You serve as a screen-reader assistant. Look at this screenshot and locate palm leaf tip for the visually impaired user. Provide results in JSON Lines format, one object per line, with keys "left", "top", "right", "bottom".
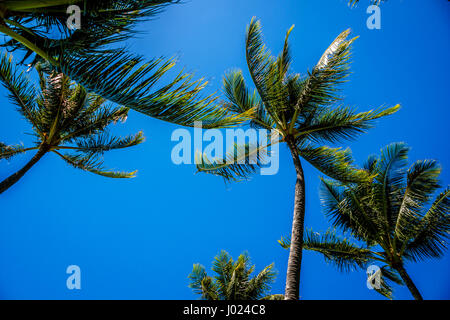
{"left": 55, "top": 151, "right": 138, "bottom": 179}
{"left": 0, "top": 142, "right": 26, "bottom": 160}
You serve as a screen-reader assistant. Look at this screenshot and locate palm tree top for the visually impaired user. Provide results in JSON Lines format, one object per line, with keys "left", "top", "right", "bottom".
{"left": 0, "top": 52, "right": 143, "bottom": 178}
{"left": 322, "top": 142, "right": 449, "bottom": 262}
{"left": 281, "top": 142, "right": 450, "bottom": 298}
{"left": 196, "top": 18, "right": 399, "bottom": 182}
{"left": 188, "top": 250, "right": 281, "bottom": 300}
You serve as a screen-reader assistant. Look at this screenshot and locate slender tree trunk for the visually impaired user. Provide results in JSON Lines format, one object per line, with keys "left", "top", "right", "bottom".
{"left": 0, "top": 146, "right": 48, "bottom": 194}
{"left": 284, "top": 139, "right": 306, "bottom": 300}
{"left": 394, "top": 263, "right": 423, "bottom": 300}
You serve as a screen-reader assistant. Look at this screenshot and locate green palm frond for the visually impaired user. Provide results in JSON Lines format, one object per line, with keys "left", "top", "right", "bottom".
{"left": 188, "top": 263, "right": 208, "bottom": 295}
{"left": 62, "top": 106, "right": 130, "bottom": 142}
{"left": 188, "top": 264, "right": 220, "bottom": 300}
{"left": 245, "top": 18, "right": 284, "bottom": 126}
{"left": 394, "top": 160, "right": 441, "bottom": 241}
{"left": 195, "top": 137, "right": 276, "bottom": 182}
{"left": 54, "top": 151, "right": 137, "bottom": 178}
{"left": 277, "top": 25, "right": 294, "bottom": 78}
{"left": 295, "top": 104, "right": 400, "bottom": 144}
{"left": 225, "top": 260, "right": 247, "bottom": 300}
{"left": 405, "top": 187, "right": 450, "bottom": 262}
{"left": 280, "top": 229, "right": 375, "bottom": 272}
{"left": 368, "top": 265, "right": 398, "bottom": 300}
{"left": 372, "top": 142, "right": 410, "bottom": 230}
{"left": 212, "top": 250, "right": 234, "bottom": 297}
{"left": 223, "top": 70, "right": 259, "bottom": 114}
{"left": 73, "top": 131, "right": 144, "bottom": 155}
{"left": 320, "top": 179, "right": 383, "bottom": 246}
{"left": 0, "top": 53, "right": 42, "bottom": 136}
{"left": 0, "top": 142, "right": 27, "bottom": 160}
{"left": 292, "top": 29, "right": 355, "bottom": 125}
{"left": 319, "top": 178, "right": 345, "bottom": 217}
{"left": 245, "top": 263, "right": 277, "bottom": 300}
{"left": 57, "top": 50, "right": 251, "bottom": 128}
{"left": 297, "top": 143, "right": 370, "bottom": 183}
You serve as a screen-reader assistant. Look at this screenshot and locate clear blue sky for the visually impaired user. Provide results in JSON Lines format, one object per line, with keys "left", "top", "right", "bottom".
{"left": 0, "top": 0, "right": 449, "bottom": 299}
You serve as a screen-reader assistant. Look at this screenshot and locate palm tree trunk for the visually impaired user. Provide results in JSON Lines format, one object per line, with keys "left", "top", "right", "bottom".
{"left": 395, "top": 263, "right": 423, "bottom": 300}
{"left": 0, "top": 147, "right": 48, "bottom": 194}
{"left": 284, "top": 139, "right": 306, "bottom": 300}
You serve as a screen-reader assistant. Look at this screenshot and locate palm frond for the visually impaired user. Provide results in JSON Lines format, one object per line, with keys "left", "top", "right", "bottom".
{"left": 188, "top": 264, "right": 220, "bottom": 300}
{"left": 394, "top": 160, "right": 441, "bottom": 241}
{"left": 73, "top": 131, "right": 144, "bottom": 155}
{"left": 0, "top": 52, "right": 42, "bottom": 135}
{"left": 320, "top": 179, "right": 381, "bottom": 245}
{"left": 297, "top": 143, "right": 370, "bottom": 183}
{"left": 245, "top": 18, "right": 283, "bottom": 126}
{"left": 405, "top": 187, "right": 450, "bottom": 261}
{"left": 292, "top": 29, "right": 356, "bottom": 125}
{"left": 277, "top": 25, "right": 295, "bottom": 78}
{"left": 280, "top": 229, "right": 375, "bottom": 272}
{"left": 368, "top": 265, "right": 397, "bottom": 300}
{"left": 195, "top": 136, "right": 277, "bottom": 181}
{"left": 58, "top": 50, "right": 250, "bottom": 128}
{"left": 54, "top": 151, "right": 137, "bottom": 178}
{"left": 0, "top": 142, "right": 27, "bottom": 160}
{"left": 245, "top": 263, "right": 277, "bottom": 300}
{"left": 296, "top": 104, "right": 400, "bottom": 144}
{"left": 223, "top": 70, "right": 259, "bottom": 114}
{"left": 372, "top": 142, "right": 410, "bottom": 231}
{"left": 212, "top": 250, "right": 234, "bottom": 297}
{"left": 61, "top": 105, "right": 129, "bottom": 142}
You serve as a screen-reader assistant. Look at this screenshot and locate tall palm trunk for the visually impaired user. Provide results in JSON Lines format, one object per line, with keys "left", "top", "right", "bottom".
{"left": 284, "top": 139, "right": 306, "bottom": 300}
{"left": 394, "top": 262, "right": 423, "bottom": 300}
{"left": 0, "top": 146, "right": 48, "bottom": 194}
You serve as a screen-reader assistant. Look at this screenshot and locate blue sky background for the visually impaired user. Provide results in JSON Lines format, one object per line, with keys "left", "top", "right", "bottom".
{"left": 0, "top": 0, "right": 449, "bottom": 299}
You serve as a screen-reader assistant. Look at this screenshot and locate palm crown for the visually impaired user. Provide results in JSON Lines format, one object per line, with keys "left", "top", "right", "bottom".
{"left": 0, "top": 53, "right": 144, "bottom": 193}
{"left": 195, "top": 18, "right": 399, "bottom": 300}
{"left": 196, "top": 18, "right": 399, "bottom": 182}
{"left": 280, "top": 142, "right": 450, "bottom": 299}
{"left": 0, "top": 0, "right": 249, "bottom": 129}
{"left": 188, "top": 251, "right": 282, "bottom": 300}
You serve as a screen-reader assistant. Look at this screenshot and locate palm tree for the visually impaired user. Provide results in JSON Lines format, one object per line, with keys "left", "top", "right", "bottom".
{"left": 188, "top": 250, "right": 282, "bottom": 300}
{"left": 195, "top": 18, "right": 399, "bottom": 300}
{"left": 280, "top": 142, "right": 450, "bottom": 300}
{"left": 0, "top": 53, "right": 145, "bottom": 194}
{"left": 0, "top": 0, "right": 249, "bottom": 129}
